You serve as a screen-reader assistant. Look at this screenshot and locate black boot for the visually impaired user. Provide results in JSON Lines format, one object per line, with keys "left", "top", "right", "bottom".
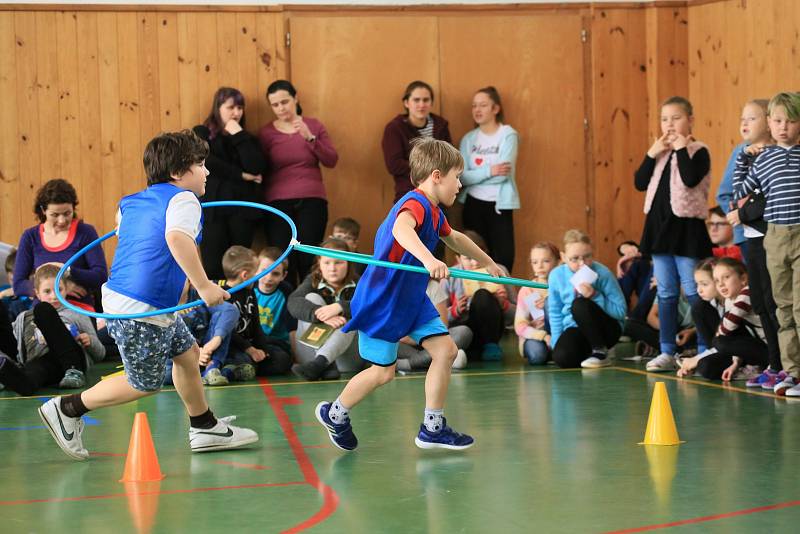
{"left": 321, "top": 362, "right": 340, "bottom": 380}
{"left": 291, "top": 355, "right": 329, "bottom": 381}
{"left": 0, "top": 354, "right": 36, "bottom": 396}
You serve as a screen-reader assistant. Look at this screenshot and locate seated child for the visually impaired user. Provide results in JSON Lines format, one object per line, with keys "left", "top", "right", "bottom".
{"left": 0, "top": 264, "right": 105, "bottom": 396}
{"left": 441, "top": 230, "right": 516, "bottom": 361}
{"left": 1, "top": 249, "right": 34, "bottom": 322}
{"left": 548, "top": 229, "right": 626, "bottom": 368}
{"left": 254, "top": 247, "right": 297, "bottom": 356}
{"left": 708, "top": 206, "right": 743, "bottom": 261}
{"left": 515, "top": 242, "right": 559, "bottom": 365}
{"left": 397, "top": 278, "right": 471, "bottom": 372}
{"left": 164, "top": 282, "right": 241, "bottom": 386}
{"left": 330, "top": 216, "right": 364, "bottom": 276}
{"left": 678, "top": 257, "right": 767, "bottom": 381}
{"left": 615, "top": 240, "right": 655, "bottom": 321}
{"left": 218, "top": 246, "right": 293, "bottom": 377}
{"left": 289, "top": 238, "right": 362, "bottom": 381}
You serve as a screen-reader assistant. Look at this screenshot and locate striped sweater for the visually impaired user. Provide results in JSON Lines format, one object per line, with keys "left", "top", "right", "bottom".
{"left": 717, "top": 287, "right": 764, "bottom": 341}
{"left": 740, "top": 145, "right": 800, "bottom": 225}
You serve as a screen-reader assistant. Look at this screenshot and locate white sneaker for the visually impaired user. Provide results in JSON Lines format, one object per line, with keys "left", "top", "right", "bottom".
{"left": 452, "top": 349, "right": 468, "bottom": 370}
{"left": 38, "top": 397, "right": 89, "bottom": 461}
{"left": 776, "top": 376, "right": 798, "bottom": 396}
{"left": 646, "top": 353, "right": 678, "bottom": 372}
{"left": 785, "top": 383, "right": 800, "bottom": 397}
{"left": 581, "top": 356, "right": 611, "bottom": 369}
{"left": 190, "top": 415, "right": 259, "bottom": 452}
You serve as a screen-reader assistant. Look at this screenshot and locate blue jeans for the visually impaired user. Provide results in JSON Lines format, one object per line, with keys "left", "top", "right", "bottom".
{"left": 652, "top": 254, "right": 705, "bottom": 354}
{"left": 523, "top": 339, "right": 549, "bottom": 365}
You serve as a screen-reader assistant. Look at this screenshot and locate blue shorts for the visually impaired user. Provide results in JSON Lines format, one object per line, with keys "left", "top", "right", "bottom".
{"left": 107, "top": 318, "right": 196, "bottom": 392}
{"left": 358, "top": 316, "right": 449, "bottom": 366}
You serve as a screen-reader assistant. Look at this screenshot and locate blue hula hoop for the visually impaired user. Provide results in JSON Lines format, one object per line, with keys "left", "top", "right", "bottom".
{"left": 55, "top": 201, "right": 296, "bottom": 320}
{"left": 56, "top": 199, "right": 546, "bottom": 321}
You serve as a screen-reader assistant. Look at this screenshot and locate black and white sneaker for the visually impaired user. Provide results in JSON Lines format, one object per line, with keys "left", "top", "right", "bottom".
{"left": 189, "top": 415, "right": 259, "bottom": 452}
{"left": 38, "top": 397, "right": 89, "bottom": 461}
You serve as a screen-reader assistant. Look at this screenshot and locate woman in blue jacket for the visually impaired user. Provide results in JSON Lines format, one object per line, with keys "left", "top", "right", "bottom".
{"left": 459, "top": 86, "right": 520, "bottom": 272}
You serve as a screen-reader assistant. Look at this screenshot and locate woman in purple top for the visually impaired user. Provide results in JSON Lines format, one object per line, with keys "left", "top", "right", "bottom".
{"left": 259, "top": 80, "right": 338, "bottom": 285}
{"left": 13, "top": 179, "right": 108, "bottom": 310}
{"left": 382, "top": 81, "right": 452, "bottom": 202}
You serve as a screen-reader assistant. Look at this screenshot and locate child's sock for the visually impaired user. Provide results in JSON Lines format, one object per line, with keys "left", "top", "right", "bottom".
{"left": 60, "top": 393, "right": 89, "bottom": 418}
{"left": 423, "top": 408, "right": 444, "bottom": 433}
{"left": 189, "top": 408, "right": 217, "bottom": 429}
{"left": 329, "top": 397, "right": 349, "bottom": 424}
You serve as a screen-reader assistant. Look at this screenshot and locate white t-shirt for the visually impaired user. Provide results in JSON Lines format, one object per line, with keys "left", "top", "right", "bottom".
{"left": 102, "top": 190, "right": 202, "bottom": 326}
{"left": 467, "top": 125, "right": 511, "bottom": 202}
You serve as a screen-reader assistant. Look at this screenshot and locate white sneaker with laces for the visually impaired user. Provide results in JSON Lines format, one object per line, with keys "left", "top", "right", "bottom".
{"left": 784, "top": 382, "right": 800, "bottom": 397}
{"left": 452, "top": 349, "right": 468, "bottom": 370}
{"left": 38, "top": 397, "right": 89, "bottom": 461}
{"left": 581, "top": 356, "right": 611, "bottom": 369}
{"left": 774, "top": 376, "right": 797, "bottom": 396}
{"left": 190, "top": 415, "right": 259, "bottom": 452}
{"left": 646, "top": 353, "right": 678, "bottom": 372}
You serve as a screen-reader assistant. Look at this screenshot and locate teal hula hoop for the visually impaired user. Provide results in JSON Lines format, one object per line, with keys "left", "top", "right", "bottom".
{"left": 56, "top": 200, "right": 546, "bottom": 320}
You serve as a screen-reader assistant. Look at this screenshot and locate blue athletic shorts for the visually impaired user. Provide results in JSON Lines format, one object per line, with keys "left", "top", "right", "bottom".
{"left": 358, "top": 316, "right": 449, "bottom": 366}
{"left": 107, "top": 318, "right": 196, "bottom": 392}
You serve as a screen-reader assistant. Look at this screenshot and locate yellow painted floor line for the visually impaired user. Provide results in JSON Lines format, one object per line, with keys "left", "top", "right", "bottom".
{"left": 612, "top": 366, "right": 785, "bottom": 400}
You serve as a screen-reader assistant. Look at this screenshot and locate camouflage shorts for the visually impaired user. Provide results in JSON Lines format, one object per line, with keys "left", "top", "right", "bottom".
{"left": 107, "top": 318, "right": 196, "bottom": 392}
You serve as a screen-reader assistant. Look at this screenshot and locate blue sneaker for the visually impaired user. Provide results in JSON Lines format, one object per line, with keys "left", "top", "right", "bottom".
{"left": 481, "top": 343, "right": 503, "bottom": 361}
{"left": 315, "top": 401, "right": 358, "bottom": 451}
{"left": 415, "top": 417, "right": 474, "bottom": 450}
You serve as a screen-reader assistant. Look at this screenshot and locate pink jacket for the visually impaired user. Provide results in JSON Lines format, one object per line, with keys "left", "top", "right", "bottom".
{"left": 643, "top": 141, "right": 710, "bottom": 219}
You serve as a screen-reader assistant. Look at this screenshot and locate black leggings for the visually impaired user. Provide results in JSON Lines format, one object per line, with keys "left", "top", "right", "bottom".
{"left": 553, "top": 298, "right": 622, "bottom": 368}
{"left": 745, "top": 236, "right": 782, "bottom": 370}
{"left": 696, "top": 329, "right": 769, "bottom": 380}
{"left": 200, "top": 214, "right": 258, "bottom": 280}
{"left": 253, "top": 341, "right": 293, "bottom": 376}
{"left": 0, "top": 303, "right": 86, "bottom": 396}
{"left": 462, "top": 195, "right": 515, "bottom": 272}
{"left": 452, "top": 289, "right": 505, "bottom": 348}
{"left": 265, "top": 198, "right": 328, "bottom": 286}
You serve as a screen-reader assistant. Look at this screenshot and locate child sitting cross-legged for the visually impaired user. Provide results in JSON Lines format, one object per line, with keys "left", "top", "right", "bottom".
{"left": 254, "top": 247, "right": 296, "bottom": 360}
{"left": 217, "top": 245, "right": 293, "bottom": 377}
{"left": 0, "top": 264, "right": 105, "bottom": 396}
{"left": 289, "top": 238, "right": 362, "bottom": 381}
{"left": 515, "top": 242, "right": 559, "bottom": 365}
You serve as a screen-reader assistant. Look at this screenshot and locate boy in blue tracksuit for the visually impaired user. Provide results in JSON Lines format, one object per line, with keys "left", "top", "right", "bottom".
{"left": 314, "top": 138, "right": 502, "bottom": 452}
{"left": 37, "top": 130, "right": 257, "bottom": 461}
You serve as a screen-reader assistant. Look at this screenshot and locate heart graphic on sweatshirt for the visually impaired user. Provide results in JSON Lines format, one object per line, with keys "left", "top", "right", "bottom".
{"left": 475, "top": 158, "right": 483, "bottom": 165}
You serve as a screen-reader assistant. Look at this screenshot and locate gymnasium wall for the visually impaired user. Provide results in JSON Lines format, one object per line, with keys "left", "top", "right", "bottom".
{"left": 0, "top": 0, "right": 775, "bottom": 274}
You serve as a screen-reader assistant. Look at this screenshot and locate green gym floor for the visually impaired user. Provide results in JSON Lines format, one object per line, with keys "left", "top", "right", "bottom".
{"left": 2, "top": 338, "right": 800, "bottom": 533}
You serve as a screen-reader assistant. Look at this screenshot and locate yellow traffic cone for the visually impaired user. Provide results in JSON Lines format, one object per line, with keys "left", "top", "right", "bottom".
{"left": 639, "top": 382, "right": 684, "bottom": 446}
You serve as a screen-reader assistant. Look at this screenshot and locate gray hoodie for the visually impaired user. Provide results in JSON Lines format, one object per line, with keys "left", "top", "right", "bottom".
{"left": 13, "top": 307, "right": 105, "bottom": 366}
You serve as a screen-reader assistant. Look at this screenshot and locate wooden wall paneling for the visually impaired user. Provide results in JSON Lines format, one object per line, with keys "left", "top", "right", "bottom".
{"left": 157, "top": 13, "right": 181, "bottom": 131}
{"left": 117, "top": 12, "right": 144, "bottom": 199}
{"left": 195, "top": 13, "right": 220, "bottom": 118}
{"left": 590, "top": 7, "right": 650, "bottom": 265}
{"left": 137, "top": 13, "right": 162, "bottom": 150}
{"left": 288, "top": 15, "right": 440, "bottom": 253}
{"left": 645, "top": 6, "right": 689, "bottom": 137}
{"left": 14, "top": 12, "right": 41, "bottom": 231}
{"left": 216, "top": 13, "right": 239, "bottom": 91}
{"left": 35, "top": 12, "right": 62, "bottom": 182}
{"left": 439, "top": 13, "right": 589, "bottom": 275}
{"left": 235, "top": 12, "right": 260, "bottom": 127}
{"left": 76, "top": 13, "right": 104, "bottom": 231}
{"left": 56, "top": 12, "right": 82, "bottom": 212}
{"left": 97, "top": 12, "right": 122, "bottom": 235}
{"left": 253, "top": 13, "right": 287, "bottom": 130}
{"left": 177, "top": 13, "right": 200, "bottom": 129}
{"left": 0, "top": 12, "right": 20, "bottom": 243}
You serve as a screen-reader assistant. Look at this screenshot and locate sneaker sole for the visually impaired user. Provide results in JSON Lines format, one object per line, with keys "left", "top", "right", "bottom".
{"left": 414, "top": 437, "right": 475, "bottom": 451}
{"left": 314, "top": 401, "right": 356, "bottom": 452}
{"left": 191, "top": 434, "right": 259, "bottom": 453}
{"left": 37, "top": 405, "right": 88, "bottom": 461}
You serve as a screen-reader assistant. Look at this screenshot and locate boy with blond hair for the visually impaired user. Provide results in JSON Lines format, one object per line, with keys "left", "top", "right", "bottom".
{"left": 315, "top": 138, "right": 502, "bottom": 451}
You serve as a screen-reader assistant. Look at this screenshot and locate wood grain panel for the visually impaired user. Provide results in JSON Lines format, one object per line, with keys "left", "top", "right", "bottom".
{"left": 97, "top": 12, "right": 122, "bottom": 235}
{"left": 14, "top": 12, "right": 41, "bottom": 228}
{"left": 288, "top": 15, "right": 440, "bottom": 255}
{"left": 0, "top": 12, "right": 20, "bottom": 242}
{"left": 34, "top": 11, "right": 61, "bottom": 182}
{"left": 55, "top": 11, "right": 82, "bottom": 210}
{"left": 116, "top": 12, "right": 145, "bottom": 199}
{"left": 76, "top": 12, "right": 103, "bottom": 230}
{"left": 439, "top": 13, "right": 589, "bottom": 275}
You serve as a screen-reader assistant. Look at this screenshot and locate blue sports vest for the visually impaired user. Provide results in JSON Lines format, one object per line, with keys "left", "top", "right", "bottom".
{"left": 106, "top": 183, "right": 202, "bottom": 309}
{"left": 343, "top": 190, "right": 443, "bottom": 341}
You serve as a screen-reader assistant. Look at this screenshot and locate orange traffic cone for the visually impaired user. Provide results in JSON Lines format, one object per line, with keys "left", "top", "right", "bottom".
{"left": 639, "top": 382, "right": 684, "bottom": 446}
{"left": 120, "top": 412, "right": 165, "bottom": 482}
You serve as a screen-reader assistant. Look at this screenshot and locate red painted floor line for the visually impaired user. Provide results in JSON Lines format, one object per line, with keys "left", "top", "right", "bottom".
{"left": 0, "top": 481, "right": 305, "bottom": 506}
{"left": 258, "top": 378, "right": 339, "bottom": 534}
{"left": 606, "top": 499, "right": 800, "bottom": 533}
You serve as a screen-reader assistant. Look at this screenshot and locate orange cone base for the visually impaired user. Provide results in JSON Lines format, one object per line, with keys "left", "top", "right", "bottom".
{"left": 120, "top": 412, "right": 165, "bottom": 482}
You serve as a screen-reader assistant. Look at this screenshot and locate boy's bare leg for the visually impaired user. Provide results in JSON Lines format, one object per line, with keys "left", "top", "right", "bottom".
{"left": 172, "top": 344, "right": 210, "bottom": 417}
{"left": 338, "top": 364, "right": 396, "bottom": 408}
{"left": 421, "top": 335, "right": 458, "bottom": 410}
{"left": 81, "top": 374, "right": 154, "bottom": 410}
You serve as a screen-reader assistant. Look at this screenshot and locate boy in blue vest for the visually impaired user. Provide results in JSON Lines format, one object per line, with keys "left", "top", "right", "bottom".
{"left": 315, "top": 137, "right": 502, "bottom": 451}
{"left": 38, "top": 130, "right": 258, "bottom": 460}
